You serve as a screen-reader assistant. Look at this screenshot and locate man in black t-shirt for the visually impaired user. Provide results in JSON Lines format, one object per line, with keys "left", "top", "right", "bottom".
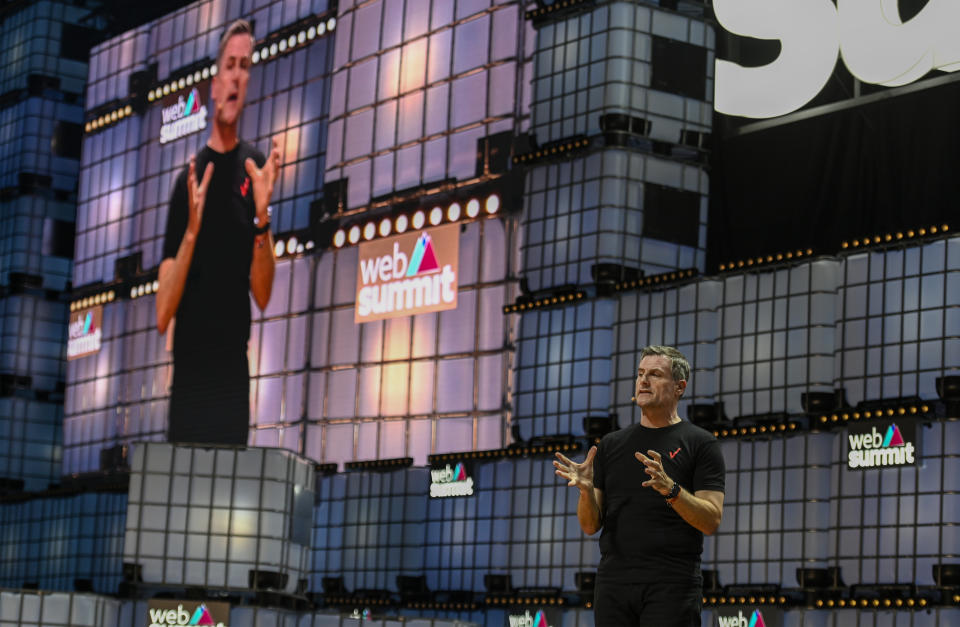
{"left": 157, "top": 19, "right": 281, "bottom": 445}
{"left": 555, "top": 345, "right": 725, "bottom": 626}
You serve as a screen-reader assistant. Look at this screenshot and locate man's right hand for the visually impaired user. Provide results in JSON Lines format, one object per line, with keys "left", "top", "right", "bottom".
{"left": 554, "top": 445, "right": 597, "bottom": 491}
{"left": 187, "top": 156, "right": 214, "bottom": 238}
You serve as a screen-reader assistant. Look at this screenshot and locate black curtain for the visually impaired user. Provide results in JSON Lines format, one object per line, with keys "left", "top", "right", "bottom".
{"left": 707, "top": 80, "right": 960, "bottom": 270}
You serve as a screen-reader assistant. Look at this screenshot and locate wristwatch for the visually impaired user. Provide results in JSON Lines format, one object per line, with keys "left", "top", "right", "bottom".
{"left": 665, "top": 481, "right": 681, "bottom": 503}
{"left": 253, "top": 206, "right": 272, "bottom": 235}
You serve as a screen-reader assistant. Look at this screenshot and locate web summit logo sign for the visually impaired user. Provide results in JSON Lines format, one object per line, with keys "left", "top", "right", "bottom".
{"left": 160, "top": 86, "right": 208, "bottom": 144}
{"left": 847, "top": 420, "right": 918, "bottom": 469}
{"left": 717, "top": 609, "right": 767, "bottom": 627}
{"left": 355, "top": 223, "right": 459, "bottom": 323}
{"left": 507, "top": 609, "right": 552, "bottom": 627}
{"left": 146, "top": 600, "right": 228, "bottom": 627}
{"left": 430, "top": 462, "right": 474, "bottom": 498}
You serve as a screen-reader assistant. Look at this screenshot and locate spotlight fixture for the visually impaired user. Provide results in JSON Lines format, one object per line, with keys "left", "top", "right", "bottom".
{"left": 934, "top": 564, "right": 960, "bottom": 587}
{"left": 688, "top": 402, "right": 726, "bottom": 428}
{"left": 841, "top": 224, "right": 949, "bottom": 252}
{"left": 484, "top": 574, "right": 513, "bottom": 595}
{"left": 937, "top": 376, "right": 960, "bottom": 415}
{"left": 801, "top": 389, "right": 847, "bottom": 414}
{"left": 583, "top": 414, "right": 618, "bottom": 440}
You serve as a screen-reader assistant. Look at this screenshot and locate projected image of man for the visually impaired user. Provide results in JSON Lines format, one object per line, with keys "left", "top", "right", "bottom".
{"left": 157, "top": 19, "right": 281, "bottom": 445}
{"left": 554, "top": 345, "right": 726, "bottom": 626}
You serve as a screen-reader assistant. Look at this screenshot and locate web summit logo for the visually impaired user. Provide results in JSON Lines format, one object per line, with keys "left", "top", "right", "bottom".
{"left": 356, "top": 226, "right": 458, "bottom": 322}
{"left": 160, "top": 87, "right": 208, "bottom": 144}
{"left": 507, "top": 609, "right": 550, "bottom": 627}
{"left": 847, "top": 422, "right": 916, "bottom": 469}
{"left": 148, "top": 603, "right": 224, "bottom": 627}
{"left": 718, "top": 609, "right": 767, "bottom": 627}
{"left": 430, "top": 462, "right": 474, "bottom": 498}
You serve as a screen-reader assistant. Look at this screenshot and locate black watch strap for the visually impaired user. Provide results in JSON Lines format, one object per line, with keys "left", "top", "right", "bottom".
{"left": 665, "top": 481, "right": 681, "bottom": 502}
{"left": 253, "top": 220, "right": 271, "bottom": 235}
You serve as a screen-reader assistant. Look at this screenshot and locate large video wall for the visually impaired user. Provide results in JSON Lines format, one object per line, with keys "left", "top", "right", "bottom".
{"left": 12, "top": 0, "right": 955, "bottom": 625}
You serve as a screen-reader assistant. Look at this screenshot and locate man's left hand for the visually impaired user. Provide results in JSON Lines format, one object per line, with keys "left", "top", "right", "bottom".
{"left": 245, "top": 137, "right": 282, "bottom": 221}
{"left": 636, "top": 449, "right": 674, "bottom": 496}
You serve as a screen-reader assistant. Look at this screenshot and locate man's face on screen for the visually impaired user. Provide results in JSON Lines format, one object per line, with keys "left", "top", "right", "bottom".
{"left": 212, "top": 33, "right": 253, "bottom": 127}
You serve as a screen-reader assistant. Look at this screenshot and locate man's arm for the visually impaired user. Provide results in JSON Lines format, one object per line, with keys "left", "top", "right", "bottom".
{"left": 576, "top": 486, "right": 604, "bottom": 536}
{"left": 250, "top": 231, "right": 275, "bottom": 310}
{"left": 245, "top": 139, "right": 281, "bottom": 311}
{"left": 636, "top": 449, "right": 724, "bottom": 535}
{"left": 157, "top": 158, "right": 213, "bottom": 333}
{"left": 555, "top": 446, "right": 604, "bottom": 535}
{"left": 667, "top": 488, "right": 723, "bottom": 536}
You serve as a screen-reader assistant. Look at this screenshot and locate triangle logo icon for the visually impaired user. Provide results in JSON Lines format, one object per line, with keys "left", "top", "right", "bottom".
{"left": 532, "top": 610, "right": 549, "bottom": 627}
{"left": 185, "top": 89, "right": 202, "bottom": 116}
{"left": 748, "top": 609, "right": 766, "bottom": 627}
{"left": 884, "top": 424, "right": 905, "bottom": 447}
{"left": 188, "top": 604, "right": 216, "bottom": 626}
{"left": 453, "top": 463, "right": 466, "bottom": 481}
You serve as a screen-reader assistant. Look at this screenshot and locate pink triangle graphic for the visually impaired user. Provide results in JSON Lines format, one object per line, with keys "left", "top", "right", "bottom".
{"left": 532, "top": 610, "right": 548, "bottom": 627}
{"left": 752, "top": 610, "right": 766, "bottom": 627}
{"left": 196, "top": 605, "right": 216, "bottom": 625}
{"left": 454, "top": 464, "right": 466, "bottom": 481}
{"left": 417, "top": 235, "right": 441, "bottom": 273}
{"left": 887, "top": 424, "right": 905, "bottom": 447}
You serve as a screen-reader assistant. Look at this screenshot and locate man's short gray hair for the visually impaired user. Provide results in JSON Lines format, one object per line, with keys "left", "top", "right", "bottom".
{"left": 217, "top": 19, "right": 254, "bottom": 67}
{"left": 640, "top": 345, "right": 690, "bottom": 382}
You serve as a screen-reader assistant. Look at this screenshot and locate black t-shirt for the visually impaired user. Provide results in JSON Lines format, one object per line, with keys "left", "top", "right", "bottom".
{"left": 593, "top": 420, "right": 726, "bottom": 584}
{"left": 162, "top": 141, "right": 265, "bottom": 355}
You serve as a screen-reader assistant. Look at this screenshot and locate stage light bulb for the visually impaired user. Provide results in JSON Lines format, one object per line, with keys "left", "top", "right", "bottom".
{"left": 412, "top": 211, "right": 425, "bottom": 229}
{"left": 130, "top": 287, "right": 137, "bottom": 299}
{"left": 485, "top": 193, "right": 501, "bottom": 214}
{"left": 137, "top": 285, "right": 145, "bottom": 297}
{"left": 333, "top": 229, "right": 346, "bottom": 248}
{"left": 194, "top": 71, "right": 201, "bottom": 83}
{"left": 395, "top": 215, "right": 408, "bottom": 233}
{"left": 317, "top": 22, "right": 326, "bottom": 36}
{"left": 178, "top": 78, "right": 185, "bottom": 89}
{"left": 147, "top": 92, "right": 154, "bottom": 102}
{"left": 288, "top": 35, "right": 296, "bottom": 48}
{"left": 162, "top": 84, "right": 170, "bottom": 95}
{"left": 274, "top": 241, "right": 285, "bottom": 257}
{"left": 429, "top": 207, "right": 443, "bottom": 225}
{"left": 279, "top": 39, "right": 287, "bottom": 52}
{"left": 466, "top": 198, "right": 480, "bottom": 217}
{"left": 124, "top": 105, "right": 132, "bottom": 116}
{"left": 252, "top": 51, "right": 260, "bottom": 64}
{"left": 327, "top": 17, "right": 337, "bottom": 31}
{"left": 447, "top": 202, "right": 461, "bottom": 222}
{"left": 287, "top": 236, "right": 298, "bottom": 255}
{"left": 363, "top": 222, "right": 376, "bottom": 240}
{"left": 307, "top": 26, "right": 316, "bottom": 39}
{"left": 144, "top": 282, "right": 152, "bottom": 295}
{"left": 201, "top": 68, "right": 209, "bottom": 80}
{"left": 210, "top": 64, "right": 217, "bottom": 76}
{"left": 261, "top": 47, "right": 269, "bottom": 60}
{"left": 151, "top": 282, "right": 158, "bottom": 293}
{"left": 270, "top": 43, "right": 278, "bottom": 56}
{"left": 297, "top": 244, "right": 304, "bottom": 253}
{"left": 379, "top": 218, "right": 391, "bottom": 237}
{"left": 298, "top": 31, "right": 306, "bottom": 44}
{"left": 348, "top": 225, "right": 361, "bottom": 244}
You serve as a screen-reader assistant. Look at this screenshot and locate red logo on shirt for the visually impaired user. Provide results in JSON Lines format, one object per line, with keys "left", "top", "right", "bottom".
{"left": 240, "top": 177, "right": 250, "bottom": 197}
{"left": 669, "top": 447, "right": 681, "bottom": 459}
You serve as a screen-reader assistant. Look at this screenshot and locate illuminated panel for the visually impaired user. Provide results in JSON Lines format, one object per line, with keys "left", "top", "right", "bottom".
{"left": 123, "top": 443, "right": 314, "bottom": 595}
{"left": 522, "top": 150, "right": 708, "bottom": 294}
{"left": 531, "top": 1, "right": 714, "bottom": 146}
{"left": 612, "top": 279, "right": 722, "bottom": 425}
{"left": 324, "top": 0, "right": 533, "bottom": 209}
{"left": 306, "top": 218, "right": 512, "bottom": 467}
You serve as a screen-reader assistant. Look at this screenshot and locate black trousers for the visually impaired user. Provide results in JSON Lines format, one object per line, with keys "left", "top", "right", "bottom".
{"left": 168, "top": 346, "right": 250, "bottom": 446}
{"left": 594, "top": 578, "right": 701, "bottom": 626}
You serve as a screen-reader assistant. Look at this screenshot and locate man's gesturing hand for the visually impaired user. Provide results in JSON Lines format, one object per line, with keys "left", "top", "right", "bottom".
{"left": 554, "top": 446, "right": 597, "bottom": 491}
{"left": 187, "top": 156, "right": 214, "bottom": 238}
{"left": 245, "top": 137, "right": 281, "bottom": 220}
{"left": 636, "top": 449, "right": 674, "bottom": 496}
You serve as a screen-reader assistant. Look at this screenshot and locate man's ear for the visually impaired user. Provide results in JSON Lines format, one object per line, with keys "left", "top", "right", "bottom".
{"left": 676, "top": 379, "right": 687, "bottom": 397}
